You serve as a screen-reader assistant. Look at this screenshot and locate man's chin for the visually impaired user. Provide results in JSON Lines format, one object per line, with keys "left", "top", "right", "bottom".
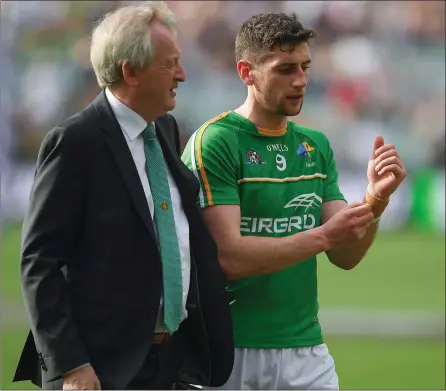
{"left": 286, "top": 102, "right": 303, "bottom": 117}
{"left": 280, "top": 107, "right": 302, "bottom": 117}
{"left": 288, "top": 109, "right": 301, "bottom": 117}
{"left": 164, "top": 100, "right": 176, "bottom": 113}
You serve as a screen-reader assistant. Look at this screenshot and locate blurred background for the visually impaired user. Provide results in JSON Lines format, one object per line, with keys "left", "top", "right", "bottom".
{"left": 1, "top": 0, "right": 444, "bottom": 389}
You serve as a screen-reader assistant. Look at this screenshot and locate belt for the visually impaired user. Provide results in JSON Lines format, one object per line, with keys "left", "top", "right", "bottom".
{"left": 153, "top": 332, "right": 170, "bottom": 344}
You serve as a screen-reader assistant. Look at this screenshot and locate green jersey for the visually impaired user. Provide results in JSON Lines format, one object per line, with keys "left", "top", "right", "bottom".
{"left": 181, "top": 110, "right": 345, "bottom": 348}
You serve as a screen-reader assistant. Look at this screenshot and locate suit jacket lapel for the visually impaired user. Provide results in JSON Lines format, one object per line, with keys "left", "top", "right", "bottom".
{"left": 92, "top": 91, "right": 158, "bottom": 244}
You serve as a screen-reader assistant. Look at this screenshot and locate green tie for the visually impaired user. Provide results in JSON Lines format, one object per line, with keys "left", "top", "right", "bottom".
{"left": 141, "top": 123, "right": 183, "bottom": 334}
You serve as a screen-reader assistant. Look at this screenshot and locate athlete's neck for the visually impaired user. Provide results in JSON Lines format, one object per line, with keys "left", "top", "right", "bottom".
{"left": 235, "top": 99, "right": 287, "bottom": 131}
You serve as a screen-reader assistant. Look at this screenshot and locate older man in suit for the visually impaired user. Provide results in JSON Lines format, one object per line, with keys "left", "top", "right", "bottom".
{"left": 13, "top": 2, "right": 233, "bottom": 390}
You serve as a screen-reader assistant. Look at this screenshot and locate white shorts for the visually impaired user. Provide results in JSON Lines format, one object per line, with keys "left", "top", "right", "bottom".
{"left": 209, "top": 344, "right": 339, "bottom": 390}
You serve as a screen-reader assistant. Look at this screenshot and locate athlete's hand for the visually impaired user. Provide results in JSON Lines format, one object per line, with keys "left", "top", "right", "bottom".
{"left": 367, "top": 136, "right": 406, "bottom": 199}
{"left": 321, "top": 202, "right": 374, "bottom": 248}
{"left": 62, "top": 365, "right": 101, "bottom": 390}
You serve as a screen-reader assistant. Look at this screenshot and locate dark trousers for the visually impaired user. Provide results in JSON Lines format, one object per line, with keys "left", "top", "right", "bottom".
{"left": 125, "top": 334, "right": 187, "bottom": 390}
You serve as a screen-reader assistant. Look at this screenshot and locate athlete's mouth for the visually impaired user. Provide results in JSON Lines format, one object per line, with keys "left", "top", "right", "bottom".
{"left": 287, "top": 94, "right": 303, "bottom": 100}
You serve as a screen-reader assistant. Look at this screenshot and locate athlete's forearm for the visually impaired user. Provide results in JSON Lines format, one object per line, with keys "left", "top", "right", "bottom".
{"left": 219, "top": 227, "right": 331, "bottom": 280}
{"left": 325, "top": 221, "right": 379, "bottom": 270}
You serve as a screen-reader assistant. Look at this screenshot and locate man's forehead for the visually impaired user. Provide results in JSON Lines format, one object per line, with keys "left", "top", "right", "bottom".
{"left": 150, "top": 22, "right": 181, "bottom": 58}
{"left": 261, "top": 42, "right": 311, "bottom": 65}
{"left": 150, "top": 21, "right": 177, "bottom": 46}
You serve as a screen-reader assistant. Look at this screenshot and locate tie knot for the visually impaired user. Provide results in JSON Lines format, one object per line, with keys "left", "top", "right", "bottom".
{"left": 142, "top": 123, "right": 156, "bottom": 141}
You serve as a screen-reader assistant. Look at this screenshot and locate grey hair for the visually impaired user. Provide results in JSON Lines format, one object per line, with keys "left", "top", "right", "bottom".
{"left": 90, "top": 1, "right": 178, "bottom": 88}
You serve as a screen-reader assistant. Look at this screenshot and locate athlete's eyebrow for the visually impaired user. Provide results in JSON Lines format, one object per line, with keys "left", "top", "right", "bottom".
{"left": 274, "top": 59, "right": 312, "bottom": 68}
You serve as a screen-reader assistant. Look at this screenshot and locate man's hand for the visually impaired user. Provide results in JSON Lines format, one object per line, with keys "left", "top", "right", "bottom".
{"left": 62, "top": 365, "right": 101, "bottom": 390}
{"left": 321, "top": 202, "right": 374, "bottom": 248}
{"left": 368, "top": 136, "right": 406, "bottom": 199}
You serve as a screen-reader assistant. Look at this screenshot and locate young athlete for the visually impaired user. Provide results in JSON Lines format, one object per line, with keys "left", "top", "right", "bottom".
{"left": 182, "top": 12, "right": 406, "bottom": 390}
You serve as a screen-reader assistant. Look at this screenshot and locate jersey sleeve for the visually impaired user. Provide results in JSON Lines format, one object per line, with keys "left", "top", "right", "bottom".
{"left": 181, "top": 122, "right": 239, "bottom": 208}
{"left": 323, "top": 138, "right": 346, "bottom": 203}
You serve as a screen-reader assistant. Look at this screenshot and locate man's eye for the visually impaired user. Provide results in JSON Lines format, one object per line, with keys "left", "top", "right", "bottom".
{"left": 279, "top": 68, "right": 294, "bottom": 74}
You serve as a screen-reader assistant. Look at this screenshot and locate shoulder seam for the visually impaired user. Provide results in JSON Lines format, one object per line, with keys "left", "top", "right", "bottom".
{"left": 194, "top": 111, "right": 230, "bottom": 207}
{"left": 197, "top": 111, "right": 230, "bottom": 134}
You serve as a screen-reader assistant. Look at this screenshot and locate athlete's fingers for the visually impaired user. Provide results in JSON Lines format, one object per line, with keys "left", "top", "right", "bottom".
{"left": 345, "top": 202, "right": 365, "bottom": 209}
{"left": 374, "top": 149, "right": 398, "bottom": 166}
{"left": 353, "top": 211, "right": 374, "bottom": 227}
{"left": 378, "top": 164, "right": 406, "bottom": 179}
{"left": 375, "top": 156, "right": 402, "bottom": 172}
{"left": 374, "top": 144, "right": 395, "bottom": 157}
{"left": 345, "top": 203, "right": 372, "bottom": 217}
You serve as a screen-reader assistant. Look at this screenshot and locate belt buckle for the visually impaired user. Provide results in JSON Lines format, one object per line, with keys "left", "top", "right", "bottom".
{"left": 153, "top": 332, "right": 169, "bottom": 344}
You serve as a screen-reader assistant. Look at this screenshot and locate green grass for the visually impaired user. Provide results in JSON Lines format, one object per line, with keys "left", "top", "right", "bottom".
{"left": 0, "top": 328, "right": 37, "bottom": 390}
{"left": 1, "top": 329, "right": 38, "bottom": 390}
{"left": 2, "top": 329, "right": 444, "bottom": 390}
{"left": 2, "top": 224, "right": 445, "bottom": 389}
{"left": 318, "top": 230, "right": 445, "bottom": 311}
{"left": 325, "top": 336, "right": 445, "bottom": 389}
{"left": 1, "top": 224, "right": 23, "bottom": 301}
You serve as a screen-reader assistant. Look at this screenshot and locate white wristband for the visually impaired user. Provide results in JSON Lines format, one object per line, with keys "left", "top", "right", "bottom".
{"left": 371, "top": 216, "right": 381, "bottom": 224}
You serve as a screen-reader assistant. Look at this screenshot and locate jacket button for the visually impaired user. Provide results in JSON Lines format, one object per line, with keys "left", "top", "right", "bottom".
{"left": 38, "top": 353, "right": 48, "bottom": 371}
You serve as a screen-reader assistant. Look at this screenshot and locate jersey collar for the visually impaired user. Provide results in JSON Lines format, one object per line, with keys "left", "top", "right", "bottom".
{"left": 230, "top": 110, "right": 288, "bottom": 137}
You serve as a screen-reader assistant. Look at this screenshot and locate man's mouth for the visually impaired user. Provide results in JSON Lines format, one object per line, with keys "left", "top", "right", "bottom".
{"left": 286, "top": 94, "right": 303, "bottom": 103}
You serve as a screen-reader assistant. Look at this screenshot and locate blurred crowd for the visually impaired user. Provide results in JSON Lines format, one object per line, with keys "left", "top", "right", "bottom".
{"left": 1, "top": 1, "right": 445, "bottom": 222}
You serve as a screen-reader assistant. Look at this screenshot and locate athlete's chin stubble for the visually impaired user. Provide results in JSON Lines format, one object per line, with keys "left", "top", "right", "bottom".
{"left": 277, "top": 106, "right": 302, "bottom": 117}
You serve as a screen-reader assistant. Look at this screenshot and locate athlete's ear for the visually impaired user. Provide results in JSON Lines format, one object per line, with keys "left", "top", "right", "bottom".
{"left": 237, "top": 59, "right": 254, "bottom": 86}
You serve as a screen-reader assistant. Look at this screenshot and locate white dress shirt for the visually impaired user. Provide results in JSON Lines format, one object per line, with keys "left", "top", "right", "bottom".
{"left": 105, "top": 88, "right": 190, "bottom": 333}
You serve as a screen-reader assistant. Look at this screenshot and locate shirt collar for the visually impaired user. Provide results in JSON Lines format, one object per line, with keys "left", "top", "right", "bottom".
{"left": 105, "top": 88, "right": 154, "bottom": 141}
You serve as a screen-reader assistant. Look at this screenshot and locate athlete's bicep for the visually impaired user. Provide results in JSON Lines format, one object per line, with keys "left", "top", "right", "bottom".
{"left": 201, "top": 205, "right": 243, "bottom": 276}
{"left": 181, "top": 123, "right": 239, "bottom": 208}
{"left": 321, "top": 199, "right": 348, "bottom": 224}
{"left": 201, "top": 205, "right": 242, "bottom": 248}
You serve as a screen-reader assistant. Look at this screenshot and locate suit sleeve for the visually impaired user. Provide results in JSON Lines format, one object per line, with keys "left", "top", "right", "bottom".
{"left": 181, "top": 124, "right": 239, "bottom": 208}
{"left": 20, "top": 127, "right": 90, "bottom": 381}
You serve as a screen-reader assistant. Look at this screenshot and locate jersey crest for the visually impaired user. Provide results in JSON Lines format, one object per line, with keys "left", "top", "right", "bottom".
{"left": 245, "top": 150, "right": 267, "bottom": 165}
{"left": 297, "top": 142, "right": 315, "bottom": 161}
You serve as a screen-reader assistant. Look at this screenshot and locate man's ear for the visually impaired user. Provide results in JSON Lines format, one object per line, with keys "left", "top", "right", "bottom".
{"left": 236, "top": 59, "right": 255, "bottom": 86}
{"left": 122, "top": 61, "right": 139, "bottom": 87}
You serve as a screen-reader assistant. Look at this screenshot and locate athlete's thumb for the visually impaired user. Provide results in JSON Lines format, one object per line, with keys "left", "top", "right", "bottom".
{"left": 372, "top": 136, "right": 385, "bottom": 157}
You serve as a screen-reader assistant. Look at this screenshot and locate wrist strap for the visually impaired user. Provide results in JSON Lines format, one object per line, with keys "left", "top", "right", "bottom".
{"left": 364, "top": 185, "right": 389, "bottom": 218}
{"left": 367, "top": 184, "right": 386, "bottom": 201}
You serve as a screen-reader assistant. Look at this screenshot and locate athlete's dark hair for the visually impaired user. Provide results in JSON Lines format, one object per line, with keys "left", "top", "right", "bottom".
{"left": 235, "top": 12, "right": 316, "bottom": 63}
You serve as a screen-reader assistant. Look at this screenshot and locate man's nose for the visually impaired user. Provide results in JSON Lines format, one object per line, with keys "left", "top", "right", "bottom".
{"left": 175, "top": 63, "right": 186, "bottom": 82}
{"left": 292, "top": 69, "right": 308, "bottom": 89}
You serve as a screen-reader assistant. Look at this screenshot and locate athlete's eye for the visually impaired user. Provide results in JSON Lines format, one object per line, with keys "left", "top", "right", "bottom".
{"left": 278, "top": 68, "right": 295, "bottom": 74}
